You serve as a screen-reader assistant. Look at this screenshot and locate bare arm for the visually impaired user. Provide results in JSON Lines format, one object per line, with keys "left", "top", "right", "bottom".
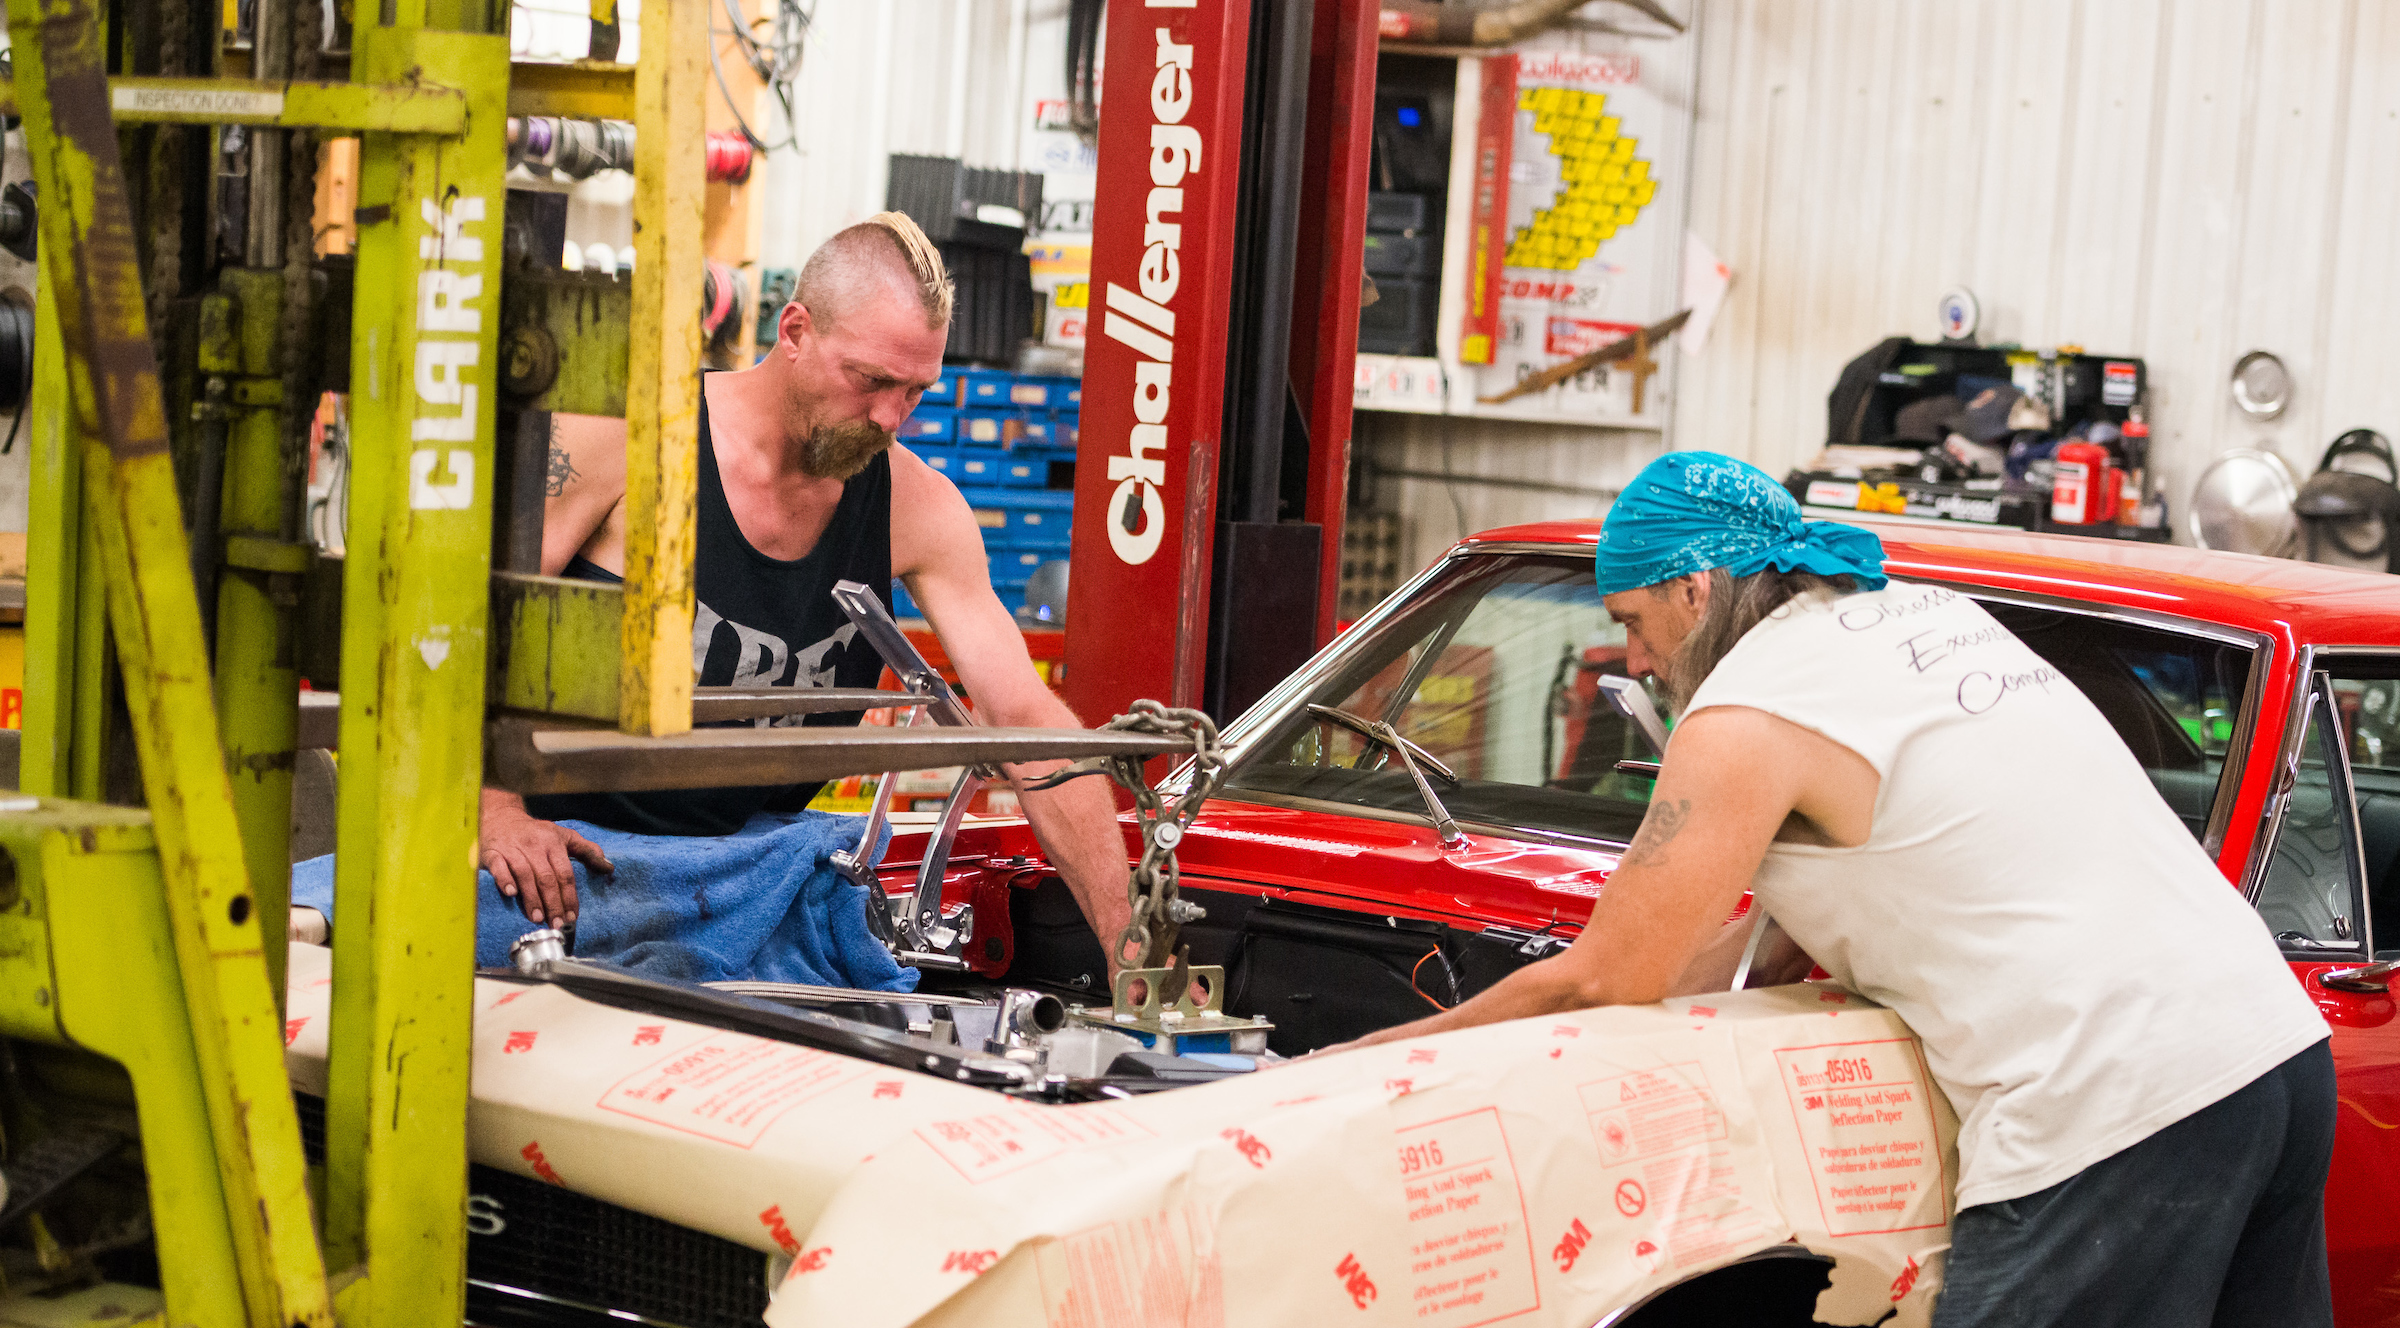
{"left": 479, "top": 413, "right": 630, "bottom": 923}
{"left": 1341, "top": 707, "right": 1875, "bottom": 1047}
{"left": 891, "top": 452, "right": 1136, "bottom": 970}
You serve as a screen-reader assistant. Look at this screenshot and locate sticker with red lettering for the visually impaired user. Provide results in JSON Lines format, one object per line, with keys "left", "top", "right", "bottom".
{"left": 599, "top": 1035, "right": 870, "bottom": 1147}
{"left": 520, "top": 1140, "right": 564, "bottom": 1186}
{"left": 874, "top": 1081, "right": 904, "bottom": 1100}
{"left": 1406, "top": 1047, "right": 1438, "bottom": 1065}
{"left": 284, "top": 1016, "right": 308, "bottom": 1046}
{"left": 1773, "top": 1036, "right": 1951, "bottom": 1237}
{"left": 502, "top": 1030, "right": 537, "bottom": 1053}
{"left": 1890, "top": 1254, "right": 1921, "bottom": 1301}
{"left": 916, "top": 1106, "right": 1151, "bottom": 1183}
{"left": 632, "top": 1025, "right": 664, "bottom": 1046}
{"left": 1221, "top": 1127, "right": 1272, "bottom": 1169}
{"left": 1551, "top": 1217, "right": 1591, "bottom": 1271}
{"left": 758, "top": 1204, "right": 800, "bottom": 1255}
{"left": 1335, "top": 1252, "right": 1377, "bottom": 1309}
{"left": 941, "top": 1249, "right": 999, "bottom": 1275}
{"left": 1396, "top": 1107, "right": 1541, "bottom": 1324}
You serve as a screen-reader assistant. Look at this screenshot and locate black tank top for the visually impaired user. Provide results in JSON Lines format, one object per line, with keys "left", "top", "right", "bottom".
{"left": 526, "top": 390, "right": 894, "bottom": 835}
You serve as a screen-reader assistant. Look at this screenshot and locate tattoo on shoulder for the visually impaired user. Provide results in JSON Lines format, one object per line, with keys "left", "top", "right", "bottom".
{"left": 1621, "top": 798, "right": 1692, "bottom": 869}
{"left": 545, "top": 423, "right": 581, "bottom": 497}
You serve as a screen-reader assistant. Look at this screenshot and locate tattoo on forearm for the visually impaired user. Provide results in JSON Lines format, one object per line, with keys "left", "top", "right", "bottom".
{"left": 1622, "top": 798, "right": 1691, "bottom": 868}
{"left": 545, "top": 421, "right": 580, "bottom": 497}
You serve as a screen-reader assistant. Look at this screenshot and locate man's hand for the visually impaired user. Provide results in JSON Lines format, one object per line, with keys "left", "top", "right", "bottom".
{"left": 480, "top": 788, "right": 613, "bottom": 926}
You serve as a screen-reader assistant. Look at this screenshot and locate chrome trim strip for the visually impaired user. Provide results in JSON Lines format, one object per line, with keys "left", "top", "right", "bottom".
{"left": 2242, "top": 646, "right": 2316, "bottom": 904}
{"left": 1212, "top": 787, "right": 1631, "bottom": 855}
{"left": 467, "top": 1277, "right": 735, "bottom": 1328}
{"left": 1924, "top": 580, "right": 2269, "bottom": 650}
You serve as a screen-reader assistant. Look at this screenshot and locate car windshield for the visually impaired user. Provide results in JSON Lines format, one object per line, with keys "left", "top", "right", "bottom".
{"left": 1222, "top": 550, "right": 2258, "bottom": 854}
{"left": 1224, "top": 553, "right": 1657, "bottom": 846}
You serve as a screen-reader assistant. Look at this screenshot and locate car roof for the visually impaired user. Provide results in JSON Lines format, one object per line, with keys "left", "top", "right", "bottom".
{"left": 1459, "top": 516, "right": 2400, "bottom": 648}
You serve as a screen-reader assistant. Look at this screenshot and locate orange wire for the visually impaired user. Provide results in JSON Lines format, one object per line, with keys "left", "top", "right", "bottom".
{"left": 1411, "top": 949, "right": 1451, "bottom": 1011}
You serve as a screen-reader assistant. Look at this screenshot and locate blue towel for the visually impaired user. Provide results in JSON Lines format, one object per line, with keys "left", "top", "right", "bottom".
{"left": 290, "top": 810, "right": 917, "bottom": 993}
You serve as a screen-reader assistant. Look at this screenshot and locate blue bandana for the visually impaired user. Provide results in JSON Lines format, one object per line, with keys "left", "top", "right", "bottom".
{"left": 1593, "top": 451, "right": 1888, "bottom": 595}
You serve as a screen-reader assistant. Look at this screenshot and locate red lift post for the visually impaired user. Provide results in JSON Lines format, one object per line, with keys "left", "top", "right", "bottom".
{"left": 1063, "top": 0, "right": 1376, "bottom": 725}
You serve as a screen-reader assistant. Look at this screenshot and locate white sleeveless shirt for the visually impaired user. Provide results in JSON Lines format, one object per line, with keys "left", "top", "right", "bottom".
{"left": 1680, "top": 579, "right": 2326, "bottom": 1209}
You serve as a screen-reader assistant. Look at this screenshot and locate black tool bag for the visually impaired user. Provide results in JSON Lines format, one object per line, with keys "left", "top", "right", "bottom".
{"left": 1825, "top": 336, "right": 1911, "bottom": 448}
{"left": 2297, "top": 430, "right": 2400, "bottom": 574}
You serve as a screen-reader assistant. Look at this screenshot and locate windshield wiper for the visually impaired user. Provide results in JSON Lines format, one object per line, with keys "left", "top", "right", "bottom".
{"left": 1307, "top": 703, "right": 1459, "bottom": 783}
{"left": 1307, "top": 704, "right": 1467, "bottom": 848}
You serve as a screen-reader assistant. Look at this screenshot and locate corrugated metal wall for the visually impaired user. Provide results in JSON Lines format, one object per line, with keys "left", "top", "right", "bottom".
{"left": 755, "top": 0, "right": 1058, "bottom": 270}
{"left": 1679, "top": 0, "right": 2400, "bottom": 544}
{"left": 1370, "top": 0, "right": 2400, "bottom": 574}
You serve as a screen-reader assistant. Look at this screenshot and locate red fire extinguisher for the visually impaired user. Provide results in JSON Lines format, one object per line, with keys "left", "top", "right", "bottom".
{"left": 2052, "top": 440, "right": 2118, "bottom": 525}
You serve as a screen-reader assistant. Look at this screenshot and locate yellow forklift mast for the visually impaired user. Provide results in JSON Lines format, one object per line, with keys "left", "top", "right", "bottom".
{"left": 0, "top": 0, "right": 716, "bottom": 1316}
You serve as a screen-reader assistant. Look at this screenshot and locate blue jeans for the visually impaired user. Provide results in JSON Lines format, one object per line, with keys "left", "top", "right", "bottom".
{"left": 1934, "top": 1040, "right": 2335, "bottom": 1328}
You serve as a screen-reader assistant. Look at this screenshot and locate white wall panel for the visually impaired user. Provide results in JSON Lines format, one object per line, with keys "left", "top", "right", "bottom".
{"left": 1668, "top": 0, "right": 2392, "bottom": 545}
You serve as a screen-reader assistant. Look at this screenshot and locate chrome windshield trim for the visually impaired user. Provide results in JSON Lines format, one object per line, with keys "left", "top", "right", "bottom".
{"left": 2242, "top": 645, "right": 2316, "bottom": 904}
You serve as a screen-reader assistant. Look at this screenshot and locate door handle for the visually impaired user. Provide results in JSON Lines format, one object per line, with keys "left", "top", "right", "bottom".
{"left": 2320, "top": 960, "right": 2398, "bottom": 994}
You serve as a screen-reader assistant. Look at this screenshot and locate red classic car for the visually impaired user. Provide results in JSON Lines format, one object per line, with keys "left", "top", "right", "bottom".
{"left": 354, "top": 517, "right": 2398, "bottom": 1328}
{"left": 930, "top": 515, "right": 2400, "bottom": 1325}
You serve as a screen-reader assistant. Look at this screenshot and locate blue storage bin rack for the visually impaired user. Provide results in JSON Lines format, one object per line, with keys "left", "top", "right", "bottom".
{"left": 901, "top": 406, "right": 956, "bottom": 443}
{"left": 913, "top": 444, "right": 960, "bottom": 479}
{"left": 1005, "top": 375, "right": 1081, "bottom": 410}
{"left": 925, "top": 368, "right": 968, "bottom": 407}
{"left": 1015, "top": 415, "right": 1058, "bottom": 444}
{"left": 958, "top": 409, "right": 1015, "bottom": 447}
{"left": 989, "top": 548, "right": 1048, "bottom": 587}
{"left": 952, "top": 450, "right": 1004, "bottom": 485}
{"left": 961, "top": 485, "right": 1074, "bottom": 550}
{"left": 996, "top": 443, "right": 1071, "bottom": 487}
{"left": 958, "top": 368, "right": 1015, "bottom": 407}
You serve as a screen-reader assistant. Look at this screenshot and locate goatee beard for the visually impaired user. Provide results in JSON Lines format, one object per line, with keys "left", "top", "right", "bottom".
{"left": 801, "top": 419, "right": 896, "bottom": 480}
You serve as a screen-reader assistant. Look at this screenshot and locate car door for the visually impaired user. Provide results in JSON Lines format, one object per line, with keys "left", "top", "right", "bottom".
{"left": 2257, "top": 662, "right": 2400, "bottom": 1327}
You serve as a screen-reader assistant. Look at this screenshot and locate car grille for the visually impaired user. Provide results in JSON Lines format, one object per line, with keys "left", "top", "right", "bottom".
{"left": 296, "top": 1093, "right": 770, "bottom": 1328}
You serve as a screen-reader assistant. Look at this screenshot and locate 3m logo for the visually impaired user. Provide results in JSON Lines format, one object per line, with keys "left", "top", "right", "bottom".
{"left": 1384, "top": 1078, "right": 1415, "bottom": 1096}
{"left": 632, "top": 1025, "right": 664, "bottom": 1046}
{"left": 1406, "top": 1048, "right": 1438, "bottom": 1065}
{"left": 1819, "top": 991, "right": 1849, "bottom": 1004}
{"left": 1804, "top": 1095, "right": 1825, "bottom": 1110}
{"left": 520, "top": 1141, "right": 564, "bottom": 1186}
{"left": 502, "top": 1030, "right": 537, "bottom": 1054}
{"left": 874, "top": 1081, "right": 904, "bottom": 1100}
{"left": 1334, "top": 1252, "right": 1378, "bottom": 1309}
{"left": 284, "top": 1017, "right": 308, "bottom": 1046}
{"left": 1688, "top": 1005, "right": 1717, "bottom": 1018}
{"left": 1890, "top": 1254, "right": 1921, "bottom": 1301}
{"left": 794, "top": 1247, "right": 832, "bottom": 1274}
{"left": 758, "top": 1204, "right": 801, "bottom": 1255}
{"left": 941, "top": 1249, "right": 999, "bottom": 1275}
{"left": 1552, "top": 1217, "right": 1592, "bottom": 1272}
{"left": 1220, "top": 1128, "right": 1272, "bottom": 1169}
{"left": 1551, "top": 1024, "right": 1581, "bottom": 1038}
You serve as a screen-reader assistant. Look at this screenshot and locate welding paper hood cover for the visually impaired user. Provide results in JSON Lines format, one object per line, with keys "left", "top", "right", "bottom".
{"left": 283, "top": 944, "right": 1955, "bottom": 1327}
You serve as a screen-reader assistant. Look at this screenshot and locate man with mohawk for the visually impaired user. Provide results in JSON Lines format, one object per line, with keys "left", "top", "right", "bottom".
{"left": 480, "top": 211, "right": 1137, "bottom": 970}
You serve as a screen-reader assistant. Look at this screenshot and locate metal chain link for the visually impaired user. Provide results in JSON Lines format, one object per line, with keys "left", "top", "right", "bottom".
{"left": 1096, "top": 700, "right": 1225, "bottom": 974}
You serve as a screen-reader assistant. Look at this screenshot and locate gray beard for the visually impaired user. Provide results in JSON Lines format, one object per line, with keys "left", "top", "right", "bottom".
{"left": 801, "top": 418, "right": 897, "bottom": 480}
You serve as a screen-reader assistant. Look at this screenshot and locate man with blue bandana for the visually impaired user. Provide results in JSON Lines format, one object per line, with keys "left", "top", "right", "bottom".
{"left": 1348, "top": 452, "right": 2334, "bottom": 1327}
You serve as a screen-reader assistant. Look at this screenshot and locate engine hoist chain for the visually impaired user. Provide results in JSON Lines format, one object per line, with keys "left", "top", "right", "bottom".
{"left": 1029, "top": 699, "right": 1225, "bottom": 998}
